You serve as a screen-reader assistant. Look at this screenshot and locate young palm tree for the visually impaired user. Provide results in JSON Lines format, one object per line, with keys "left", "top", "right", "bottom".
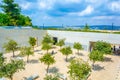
{"left": 60, "top": 46, "right": 72, "bottom": 62}
{"left": 56, "top": 39, "right": 65, "bottom": 49}
{"left": 89, "top": 50, "right": 104, "bottom": 68}
{"left": 73, "top": 42, "right": 83, "bottom": 54}
{"left": 42, "top": 34, "right": 53, "bottom": 44}
{"left": 28, "top": 37, "right": 36, "bottom": 50}
{"left": 0, "top": 60, "right": 25, "bottom": 80}
{"left": 3, "top": 39, "right": 18, "bottom": 57}
{"left": 40, "top": 53, "right": 55, "bottom": 73}
{"left": 42, "top": 43, "right": 52, "bottom": 54}
{"left": 20, "top": 47, "right": 34, "bottom": 63}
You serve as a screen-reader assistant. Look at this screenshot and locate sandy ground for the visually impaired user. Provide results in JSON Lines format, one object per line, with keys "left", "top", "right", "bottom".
{"left": 3, "top": 46, "right": 120, "bottom": 80}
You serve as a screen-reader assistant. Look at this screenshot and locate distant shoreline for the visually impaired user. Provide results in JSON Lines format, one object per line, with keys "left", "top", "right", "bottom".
{"left": 0, "top": 26, "right": 120, "bottom": 34}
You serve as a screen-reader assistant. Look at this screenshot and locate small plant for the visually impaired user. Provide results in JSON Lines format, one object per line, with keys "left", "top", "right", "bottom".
{"left": 29, "top": 37, "right": 36, "bottom": 50}
{"left": 3, "top": 39, "right": 18, "bottom": 57}
{"left": 42, "top": 43, "right": 52, "bottom": 53}
{"left": 60, "top": 46, "right": 72, "bottom": 62}
{"left": 68, "top": 58, "right": 91, "bottom": 80}
{"left": 40, "top": 53, "right": 55, "bottom": 73}
{"left": 20, "top": 47, "right": 34, "bottom": 63}
{"left": 89, "top": 50, "right": 104, "bottom": 68}
{"left": 56, "top": 39, "right": 65, "bottom": 49}
{"left": 0, "top": 60, "right": 25, "bottom": 80}
{"left": 44, "top": 75, "right": 59, "bottom": 80}
{"left": 93, "top": 41, "right": 112, "bottom": 54}
{"left": 73, "top": 42, "right": 83, "bottom": 54}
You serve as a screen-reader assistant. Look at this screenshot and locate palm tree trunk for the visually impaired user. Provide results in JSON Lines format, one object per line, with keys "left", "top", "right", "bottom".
{"left": 27, "top": 55, "right": 29, "bottom": 63}
{"left": 47, "top": 65, "right": 49, "bottom": 73}
{"left": 66, "top": 56, "right": 68, "bottom": 62}
{"left": 78, "top": 50, "right": 79, "bottom": 54}
{"left": 32, "top": 46, "right": 34, "bottom": 51}
{"left": 10, "top": 75, "right": 13, "bottom": 80}
{"left": 47, "top": 50, "right": 48, "bottom": 54}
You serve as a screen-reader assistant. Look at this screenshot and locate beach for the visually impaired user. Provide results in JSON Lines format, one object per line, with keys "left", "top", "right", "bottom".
{"left": 3, "top": 46, "right": 120, "bottom": 80}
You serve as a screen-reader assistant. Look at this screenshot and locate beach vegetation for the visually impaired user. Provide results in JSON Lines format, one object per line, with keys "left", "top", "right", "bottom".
{"left": 29, "top": 37, "right": 36, "bottom": 50}
{"left": 44, "top": 75, "right": 59, "bottom": 80}
{"left": 83, "top": 24, "right": 90, "bottom": 31}
{"left": 0, "top": 60, "right": 25, "bottom": 80}
{"left": 68, "top": 58, "right": 91, "bottom": 80}
{"left": 20, "top": 47, "right": 34, "bottom": 63}
{"left": 93, "top": 41, "right": 112, "bottom": 54}
{"left": 89, "top": 50, "right": 104, "bottom": 68}
{"left": 3, "top": 39, "right": 18, "bottom": 57}
{"left": 42, "top": 34, "right": 53, "bottom": 44}
{"left": 42, "top": 43, "right": 52, "bottom": 54}
{"left": 73, "top": 42, "right": 83, "bottom": 54}
{"left": 56, "top": 39, "right": 65, "bottom": 49}
{"left": 60, "top": 46, "right": 72, "bottom": 62}
{"left": 40, "top": 53, "right": 55, "bottom": 73}
{"left": 0, "top": 52, "right": 5, "bottom": 66}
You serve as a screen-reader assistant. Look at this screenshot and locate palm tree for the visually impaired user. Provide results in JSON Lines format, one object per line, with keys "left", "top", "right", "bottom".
{"left": 40, "top": 53, "right": 55, "bottom": 73}
{"left": 60, "top": 46, "right": 72, "bottom": 62}
{"left": 42, "top": 34, "right": 53, "bottom": 44}
{"left": 42, "top": 43, "right": 51, "bottom": 53}
{"left": 56, "top": 39, "right": 65, "bottom": 49}
{"left": 89, "top": 50, "right": 103, "bottom": 68}
{"left": 20, "top": 47, "right": 34, "bottom": 63}
{"left": 28, "top": 37, "right": 36, "bottom": 50}
{"left": 73, "top": 42, "right": 83, "bottom": 54}
{"left": 3, "top": 39, "right": 18, "bottom": 57}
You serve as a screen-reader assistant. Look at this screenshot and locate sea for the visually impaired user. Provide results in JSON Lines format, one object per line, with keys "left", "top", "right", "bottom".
{"left": 39, "top": 25, "right": 120, "bottom": 30}
{"left": 0, "top": 25, "right": 120, "bottom": 30}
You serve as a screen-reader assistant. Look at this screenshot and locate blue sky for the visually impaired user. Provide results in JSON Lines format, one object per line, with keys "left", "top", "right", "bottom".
{"left": 0, "top": 0, "right": 120, "bottom": 26}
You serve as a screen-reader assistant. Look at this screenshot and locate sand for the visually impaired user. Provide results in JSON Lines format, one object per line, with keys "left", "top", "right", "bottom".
{"left": 3, "top": 46, "right": 120, "bottom": 80}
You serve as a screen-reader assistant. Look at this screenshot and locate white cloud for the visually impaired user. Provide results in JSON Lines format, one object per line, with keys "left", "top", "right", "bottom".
{"left": 43, "top": 16, "right": 51, "bottom": 20}
{"left": 20, "top": 2, "right": 31, "bottom": 10}
{"left": 68, "top": 5, "right": 94, "bottom": 16}
{"left": 78, "top": 5, "right": 94, "bottom": 16}
{"left": 37, "top": 0, "right": 56, "bottom": 10}
{"left": 92, "top": 16, "right": 115, "bottom": 19}
{"left": 38, "top": 2, "right": 47, "bottom": 9}
{"left": 85, "top": 0, "right": 97, "bottom": 3}
{"left": 110, "top": 1, "right": 120, "bottom": 12}
{"left": 65, "top": 0, "right": 81, "bottom": 3}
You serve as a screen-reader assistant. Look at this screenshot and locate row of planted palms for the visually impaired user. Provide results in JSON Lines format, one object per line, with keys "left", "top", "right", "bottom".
{"left": 0, "top": 34, "right": 86, "bottom": 80}
{"left": 0, "top": 34, "right": 112, "bottom": 80}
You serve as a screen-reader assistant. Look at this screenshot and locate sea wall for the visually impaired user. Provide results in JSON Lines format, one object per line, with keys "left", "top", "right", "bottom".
{"left": 0, "top": 29, "right": 120, "bottom": 52}
{"left": 47, "top": 30, "right": 120, "bottom": 51}
{"left": 0, "top": 28, "right": 47, "bottom": 52}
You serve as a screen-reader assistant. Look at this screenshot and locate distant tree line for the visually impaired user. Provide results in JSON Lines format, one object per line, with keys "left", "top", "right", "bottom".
{"left": 0, "top": 0, "right": 32, "bottom": 26}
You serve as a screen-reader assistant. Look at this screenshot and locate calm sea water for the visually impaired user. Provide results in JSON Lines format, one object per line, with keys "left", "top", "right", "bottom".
{"left": 39, "top": 25, "right": 120, "bottom": 30}
{"left": 0, "top": 25, "right": 120, "bottom": 30}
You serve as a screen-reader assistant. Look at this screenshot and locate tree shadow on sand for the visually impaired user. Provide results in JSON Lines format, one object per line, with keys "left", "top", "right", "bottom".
{"left": 29, "top": 59, "right": 39, "bottom": 64}
{"left": 48, "top": 67, "right": 59, "bottom": 74}
{"left": 67, "top": 56, "right": 76, "bottom": 62}
{"left": 104, "top": 57, "right": 113, "bottom": 62}
{"left": 77, "top": 52, "right": 84, "bottom": 56}
{"left": 93, "top": 64, "right": 105, "bottom": 71}
{"left": 34, "top": 49, "right": 41, "bottom": 52}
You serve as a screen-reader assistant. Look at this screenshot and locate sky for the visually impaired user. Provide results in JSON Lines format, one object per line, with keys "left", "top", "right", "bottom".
{"left": 0, "top": 0, "right": 120, "bottom": 26}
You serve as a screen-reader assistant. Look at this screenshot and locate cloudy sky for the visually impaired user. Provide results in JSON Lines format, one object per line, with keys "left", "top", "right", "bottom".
{"left": 0, "top": 0, "right": 120, "bottom": 26}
